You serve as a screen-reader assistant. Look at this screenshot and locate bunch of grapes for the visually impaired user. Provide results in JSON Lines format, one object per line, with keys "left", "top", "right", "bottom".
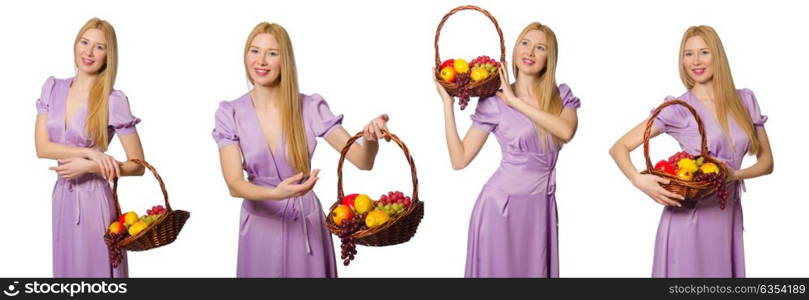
{"left": 104, "top": 233, "right": 126, "bottom": 268}
{"left": 693, "top": 172, "right": 729, "bottom": 210}
{"left": 146, "top": 205, "right": 166, "bottom": 216}
{"left": 455, "top": 73, "right": 472, "bottom": 110}
{"left": 667, "top": 151, "right": 695, "bottom": 165}
{"left": 469, "top": 55, "right": 499, "bottom": 69}
{"left": 377, "top": 191, "right": 412, "bottom": 216}
{"left": 338, "top": 213, "right": 366, "bottom": 266}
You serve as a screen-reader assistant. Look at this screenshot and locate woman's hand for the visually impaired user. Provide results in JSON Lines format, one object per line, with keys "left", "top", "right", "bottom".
{"left": 362, "top": 114, "right": 390, "bottom": 142}
{"left": 632, "top": 173, "right": 685, "bottom": 207}
{"left": 273, "top": 169, "right": 320, "bottom": 199}
{"left": 84, "top": 149, "right": 120, "bottom": 180}
{"left": 725, "top": 168, "right": 739, "bottom": 182}
{"left": 433, "top": 68, "right": 454, "bottom": 106}
{"left": 494, "top": 61, "right": 519, "bottom": 107}
{"left": 49, "top": 158, "right": 101, "bottom": 180}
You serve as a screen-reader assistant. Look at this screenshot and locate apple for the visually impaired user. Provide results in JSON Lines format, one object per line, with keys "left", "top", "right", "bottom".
{"left": 123, "top": 211, "right": 139, "bottom": 226}
{"left": 440, "top": 66, "right": 457, "bottom": 83}
{"left": 108, "top": 221, "right": 123, "bottom": 235}
{"left": 440, "top": 59, "right": 454, "bottom": 70}
{"left": 331, "top": 204, "right": 354, "bottom": 226}
{"left": 342, "top": 194, "right": 359, "bottom": 207}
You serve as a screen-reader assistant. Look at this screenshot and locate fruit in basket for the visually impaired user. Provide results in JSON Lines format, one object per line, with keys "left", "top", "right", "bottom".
{"left": 331, "top": 204, "right": 354, "bottom": 225}
{"left": 354, "top": 194, "right": 374, "bottom": 214}
{"left": 700, "top": 162, "right": 720, "bottom": 174}
{"left": 365, "top": 209, "right": 390, "bottom": 228}
{"left": 128, "top": 221, "right": 148, "bottom": 236}
{"left": 341, "top": 194, "right": 359, "bottom": 207}
{"left": 470, "top": 55, "right": 499, "bottom": 74}
{"left": 108, "top": 221, "right": 124, "bottom": 235}
{"left": 122, "top": 211, "right": 139, "bottom": 226}
{"left": 453, "top": 59, "right": 469, "bottom": 74}
{"left": 654, "top": 160, "right": 676, "bottom": 175}
{"left": 677, "top": 158, "right": 699, "bottom": 174}
{"left": 146, "top": 205, "right": 167, "bottom": 216}
{"left": 440, "top": 59, "right": 455, "bottom": 70}
{"left": 676, "top": 168, "right": 693, "bottom": 181}
{"left": 439, "top": 66, "right": 457, "bottom": 83}
{"left": 667, "top": 151, "right": 695, "bottom": 165}
{"left": 470, "top": 67, "right": 489, "bottom": 82}
{"left": 140, "top": 214, "right": 159, "bottom": 226}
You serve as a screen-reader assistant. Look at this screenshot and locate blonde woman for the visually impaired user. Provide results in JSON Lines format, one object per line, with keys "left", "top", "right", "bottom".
{"left": 610, "top": 26, "right": 774, "bottom": 277}
{"left": 435, "top": 22, "right": 581, "bottom": 277}
{"left": 35, "top": 18, "right": 145, "bottom": 277}
{"left": 213, "top": 22, "right": 389, "bottom": 277}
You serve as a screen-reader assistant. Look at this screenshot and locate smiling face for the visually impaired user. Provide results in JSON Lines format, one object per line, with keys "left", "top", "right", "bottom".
{"left": 245, "top": 33, "right": 282, "bottom": 86}
{"left": 513, "top": 29, "right": 548, "bottom": 76}
{"left": 74, "top": 28, "right": 108, "bottom": 75}
{"left": 682, "top": 36, "right": 714, "bottom": 85}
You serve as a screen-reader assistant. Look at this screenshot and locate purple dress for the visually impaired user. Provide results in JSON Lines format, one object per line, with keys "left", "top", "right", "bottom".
{"left": 37, "top": 77, "right": 140, "bottom": 278}
{"left": 465, "top": 84, "right": 581, "bottom": 277}
{"left": 212, "top": 93, "right": 339, "bottom": 278}
{"left": 650, "top": 89, "right": 767, "bottom": 277}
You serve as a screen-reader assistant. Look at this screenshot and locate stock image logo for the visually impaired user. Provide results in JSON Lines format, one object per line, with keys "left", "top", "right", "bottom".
{"left": 3, "top": 281, "right": 20, "bottom": 297}
{"left": 2, "top": 280, "right": 128, "bottom": 297}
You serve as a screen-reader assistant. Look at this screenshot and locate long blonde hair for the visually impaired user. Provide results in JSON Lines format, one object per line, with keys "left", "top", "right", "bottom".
{"left": 512, "top": 22, "right": 563, "bottom": 148}
{"left": 75, "top": 18, "right": 118, "bottom": 150}
{"left": 244, "top": 22, "right": 309, "bottom": 175}
{"left": 678, "top": 25, "right": 760, "bottom": 155}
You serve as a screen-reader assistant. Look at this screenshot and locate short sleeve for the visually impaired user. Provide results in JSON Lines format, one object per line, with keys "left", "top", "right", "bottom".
{"left": 739, "top": 89, "right": 767, "bottom": 128}
{"left": 651, "top": 96, "right": 691, "bottom": 134}
{"left": 559, "top": 83, "right": 581, "bottom": 109}
{"left": 306, "top": 94, "right": 344, "bottom": 138}
{"left": 108, "top": 90, "right": 141, "bottom": 135}
{"left": 212, "top": 101, "right": 239, "bottom": 148}
{"left": 470, "top": 95, "right": 500, "bottom": 132}
{"left": 36, "top": 76, "right": 56, "bottom": 114}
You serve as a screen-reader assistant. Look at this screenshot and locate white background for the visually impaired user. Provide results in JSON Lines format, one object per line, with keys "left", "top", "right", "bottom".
{"left": 1, "top": 0, "right": 807, "bottom": 277}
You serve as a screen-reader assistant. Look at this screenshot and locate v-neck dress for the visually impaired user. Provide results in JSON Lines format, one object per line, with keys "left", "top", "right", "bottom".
{"left": 464, "top": 84, "right": 581, "bottom": 277}
{"left": 212, "top": 93, "right": 340, "bottom": 277}
{"left": 36, "top": 76, "right": 141, "bottom": 277}
{"left": 650, "top": 89, "right": 767, "bottom": 277}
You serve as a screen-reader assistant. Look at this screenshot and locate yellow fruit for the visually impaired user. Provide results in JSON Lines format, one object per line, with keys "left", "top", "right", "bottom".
{"left": 677, "top": 158, "right": 699, "bottom": 174}
{"left": 354, "top": 194, "right": 374, "bottom": 214}
{"left": 128, "top": 221, "right": 148, "bottom": 236}
{"left": 124, "top": 211, "right": 139, "bottom": 226}
{"left": 108, "top": 221, "right": 123, "bottom": 235}
{"left": 470, "top": 68, "right": 489, "bottom": 82}
{"left": 365, "top": 209, "right": 390, "bottom": 228}
{"left": 439, "top": 66, "right": 456, "bottom": 83}
{"left": 700, "top": 162, "right": 720, "bottom": 174}
{"left": 453, "top": 59, "right": 469, "bottom": 74}
{"left": 677, "top": 168, "right": 693, "bottom": 181}
{"left": 331, "top": 204, "right": 354, "bottom": 226}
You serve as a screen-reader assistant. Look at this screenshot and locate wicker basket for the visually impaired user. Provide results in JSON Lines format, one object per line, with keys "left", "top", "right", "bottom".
{"left": 641, "top": 100, "right": 728, "bottom": 201}
{"left": 326, "top": 130, "right": 424, "bottom": 246}
{"left": 434, "top": 5, "right": 505, "bottom": 102}
{"left": 110, "top": 159, "right": 190, "bottom": 251}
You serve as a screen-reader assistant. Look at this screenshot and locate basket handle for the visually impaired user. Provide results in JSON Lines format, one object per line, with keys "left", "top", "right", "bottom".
{"left": 112, "top": 158, "right": 171, "bottom": 216}
{"left": 434, "top": 5, "right": 506, "bottom": 68}
{"left": 643, "top": 100, "right": 709, "bottom": 171}
{"left": 337, "top": 130, "right": 419, "bottom": 203}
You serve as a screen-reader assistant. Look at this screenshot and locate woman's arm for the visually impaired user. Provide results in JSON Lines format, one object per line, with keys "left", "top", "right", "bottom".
{"left": 323, "top": 114, "right": 389, "bottom": 171}
{"left": 116, "top": 132, "right": 146, "bottom": 177}
{"left": 729, "top": 128, "right": 774, "bottom": 181}
{"left": 434, "top": 73, "right": 489, "bottom": 170}
{"left": 218, "top": 144, "right": 319, "bottom": 201}
{"left": 609, "top": 120, "right": 684, "bottom": 207}
{"left": 495, "top": 67, "right": 578, "bottom": 143}
{"left": 35, "top": 114, "right": 92, "bottom": 159}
